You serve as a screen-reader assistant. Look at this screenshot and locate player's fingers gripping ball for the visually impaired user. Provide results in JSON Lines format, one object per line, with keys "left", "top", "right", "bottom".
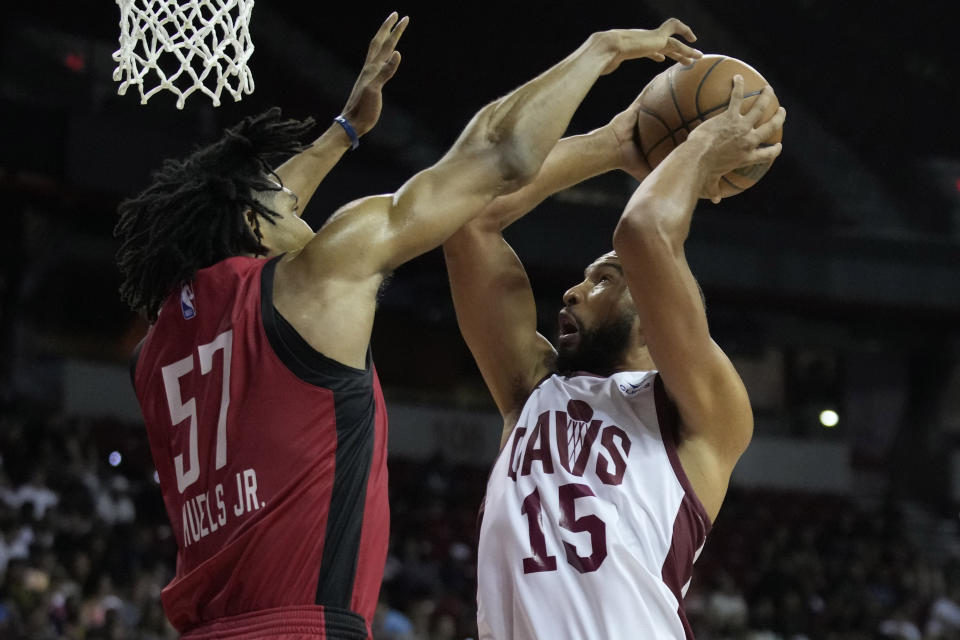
{"left": 635, "top": 54, "right": 783, "bottom": 198}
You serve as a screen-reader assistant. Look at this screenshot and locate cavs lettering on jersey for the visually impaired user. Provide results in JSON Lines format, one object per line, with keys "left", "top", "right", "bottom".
{"left": 477, "top": 371, "right": 711, "bottom": 640}
{"left": 133, "top": 256, "right": 389, "bottom": 639}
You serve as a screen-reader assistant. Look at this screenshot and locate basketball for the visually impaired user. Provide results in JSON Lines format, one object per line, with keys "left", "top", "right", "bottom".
{"left": 635, "top": 54, "right": 782, "bottom": 198}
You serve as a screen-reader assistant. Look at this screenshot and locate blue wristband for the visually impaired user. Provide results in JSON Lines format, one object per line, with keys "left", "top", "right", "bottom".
{"left": 334, "top": 115, "right": 359, "bottom": 150}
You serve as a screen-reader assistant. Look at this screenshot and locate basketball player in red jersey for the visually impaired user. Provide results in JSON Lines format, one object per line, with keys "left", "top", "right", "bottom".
{"left": 114, "top": 10, "right": 705, "bottom": 640}
{"left": 444, "top": 74, "right": 785, "bottom": 638}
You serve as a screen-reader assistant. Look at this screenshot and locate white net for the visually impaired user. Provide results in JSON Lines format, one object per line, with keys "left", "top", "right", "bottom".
{"left": 112, "top": 0, "right": 256, "bottom": 109}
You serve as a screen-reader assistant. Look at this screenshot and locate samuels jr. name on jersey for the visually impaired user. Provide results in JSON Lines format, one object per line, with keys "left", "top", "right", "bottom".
{"left": 180, "top": 467, "right": 264, "bottom": 548}
{"left": 506, "top": 399, "right": 631, "bottom": 486}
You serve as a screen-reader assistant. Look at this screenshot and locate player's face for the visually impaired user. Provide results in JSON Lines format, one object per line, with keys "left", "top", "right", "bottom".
{"left": 250, "top": 180, "right": 314, "bottom": 254}
{"left": 556, "top": 251, "right": 637, "bottom": 375}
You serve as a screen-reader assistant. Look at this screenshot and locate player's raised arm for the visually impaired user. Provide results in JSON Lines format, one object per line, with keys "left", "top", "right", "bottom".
{"left": 611, "top": 76, "right": 785, "bottom": 516}
{"left": 442, "top": 94, "right": 655, "bottom": 428}
{"left": 301, "top": 18, "right": 703, "bottom": 279}
{"left": 272, "top": 12, "right": 408, "bottom": 211}
{"left": 278, "top": 19, "right": 702, "bottom": 369}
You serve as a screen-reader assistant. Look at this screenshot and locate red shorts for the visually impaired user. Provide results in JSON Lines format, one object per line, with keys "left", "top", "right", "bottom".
{"left": 180, "top": 605, "right": 369, "bottom": 640}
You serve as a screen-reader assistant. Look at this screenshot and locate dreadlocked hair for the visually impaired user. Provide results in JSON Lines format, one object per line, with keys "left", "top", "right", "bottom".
{"left": 114, "top": 107, "right": 315, "bottom": 320}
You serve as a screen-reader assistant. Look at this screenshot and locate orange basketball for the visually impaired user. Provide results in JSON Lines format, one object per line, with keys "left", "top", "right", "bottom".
{"left": 635, "top": 54, "right": 782, "bottom": 198}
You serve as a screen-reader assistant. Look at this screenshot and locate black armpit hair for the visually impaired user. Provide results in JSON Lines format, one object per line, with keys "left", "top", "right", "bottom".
{"left": 115, "top": 107, "right": 314, "bottom": 320}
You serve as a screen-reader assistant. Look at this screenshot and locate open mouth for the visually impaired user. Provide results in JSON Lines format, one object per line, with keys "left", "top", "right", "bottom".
{"left": 558, "top": 309, "right": 579, "bottom": 338}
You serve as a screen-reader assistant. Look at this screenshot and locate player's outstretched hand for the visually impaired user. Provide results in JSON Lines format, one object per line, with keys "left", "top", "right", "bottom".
{"left": 595, "top": 18, "right": 702, "bottom": 76}
{"left": 691, "top": 75, "right": 785, "bottom": 203}
{"left": 605, "top": 94, "right": 654, "bottom": 182}
{"left": 341, "top": 12, "right": 409, "bottom": 137}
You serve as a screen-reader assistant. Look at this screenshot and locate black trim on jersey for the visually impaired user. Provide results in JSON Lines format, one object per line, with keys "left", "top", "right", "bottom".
{"left": 259, "top": 256, "right": 377, "bottom": 614}
{"left": 259, "top": 257, "right": 370, "bottom": 383}
{"left": 321, "top": 606, "right": 369, "bottom": 639}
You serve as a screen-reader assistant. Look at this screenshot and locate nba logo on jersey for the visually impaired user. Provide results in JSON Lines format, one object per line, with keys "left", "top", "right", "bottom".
{"left": 180, "top": 284, "right": 197, "bottom": 319}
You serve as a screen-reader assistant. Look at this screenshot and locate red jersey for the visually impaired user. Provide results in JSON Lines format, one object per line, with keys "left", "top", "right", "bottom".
{"left": 132, "top": 256, "right": 389, "bottom": 639}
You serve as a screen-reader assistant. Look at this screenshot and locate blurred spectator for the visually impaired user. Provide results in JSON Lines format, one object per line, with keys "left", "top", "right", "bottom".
{"left": 373, "top": 599, "right": 416, "bottom": 640}
{"left": 926, "top": 575, "right": 960, "bottom": 639}
{"left": 9, "top": 470, "right": 59, "bottom": 520}
{"left": 0, "top": 513, "right": 33, "bottom": 578}
{"left": 95, "top": 476, "right": 136, "bottom": 526}
{"left": 0, "top": 404, "right": 958, "bottom": 639}
{"left": 704, "top": 570, "right": 749, "bottom": 635}
{"left": 879, "top": 609, "right": 923, "bottom": 640}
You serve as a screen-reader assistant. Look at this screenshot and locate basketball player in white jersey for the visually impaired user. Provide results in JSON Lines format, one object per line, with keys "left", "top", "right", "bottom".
{"left": 443, "top": 63, "right": 785, "bottom": 638}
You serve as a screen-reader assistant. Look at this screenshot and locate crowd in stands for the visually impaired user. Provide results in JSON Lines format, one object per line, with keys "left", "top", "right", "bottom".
{"left": 0, "top": 409, "right": 175, "bottom": 639}
{"left": 1, "top": 406, "right": 958, "bottom": 639}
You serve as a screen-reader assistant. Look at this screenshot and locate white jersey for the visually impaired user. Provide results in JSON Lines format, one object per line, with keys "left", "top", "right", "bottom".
{"left": 477, "top": 371, "right": 711, "bottom": 640}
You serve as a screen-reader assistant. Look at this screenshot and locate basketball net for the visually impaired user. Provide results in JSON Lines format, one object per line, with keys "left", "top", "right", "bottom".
{"left": 112, "top": 0, "right": 256, "bottom": 109}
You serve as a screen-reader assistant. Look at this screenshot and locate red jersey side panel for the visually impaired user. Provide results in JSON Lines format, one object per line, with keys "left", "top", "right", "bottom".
{"left": 133, "top": 256, "right": 389, "bottom": 638}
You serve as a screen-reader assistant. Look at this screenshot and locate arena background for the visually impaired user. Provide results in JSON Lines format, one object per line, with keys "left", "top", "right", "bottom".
{"left": 1, "top": 1, "right": 959, "bottom": 638}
